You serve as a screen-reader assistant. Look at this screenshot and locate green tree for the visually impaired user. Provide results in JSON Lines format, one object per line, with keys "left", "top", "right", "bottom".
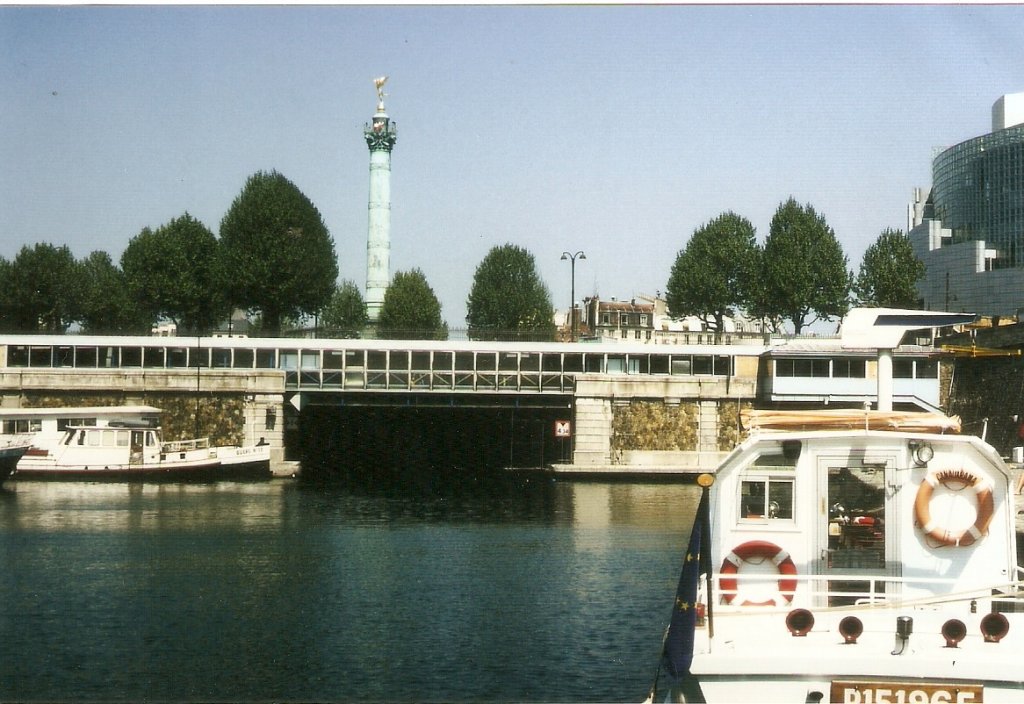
{"left": 121, "top": 213, "right": 225, "bottom": 334}
{"left": 321, "top": 280, "right": 368, "bottom": 338}
{"left": 378, "top": 269, "right": 448, "bottom": 340}
{"left": 0, "top": 243, "right": 81, "bottom": 332}
{"left": 761, "top": 198, "right": 851, "bottom": 333}
{"left": 666, "top": 212, "right": 760, "bottom": 331}
{"left": 79, "top": 251, "right": 152, "bottom": 334}
{"left": 855, "top": 228, "right": 926, "bottom": 308}
{"left": 466, "top": 244, "right": 555, "bottom": 341}
{"left": 219, "top": 170, "right": 338, "bottom": 335}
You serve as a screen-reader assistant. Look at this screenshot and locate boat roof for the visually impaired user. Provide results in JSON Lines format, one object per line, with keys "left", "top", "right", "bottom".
{"left": 741, "top": 408, "right": 961, "bottom": 433}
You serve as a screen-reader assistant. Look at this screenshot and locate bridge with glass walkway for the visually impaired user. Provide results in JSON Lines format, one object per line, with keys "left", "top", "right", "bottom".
{"left": 0, "top": 334, "right": 942, "bottom": 476}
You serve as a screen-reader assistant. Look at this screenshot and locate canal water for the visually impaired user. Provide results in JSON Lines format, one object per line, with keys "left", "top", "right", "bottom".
{"left": 0, "top": 473, "right": 700, "bottom": 702}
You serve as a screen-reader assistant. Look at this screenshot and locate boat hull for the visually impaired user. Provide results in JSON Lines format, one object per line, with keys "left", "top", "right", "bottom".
{"left": 0, "top": 442, "right": 28, "bottom": 484}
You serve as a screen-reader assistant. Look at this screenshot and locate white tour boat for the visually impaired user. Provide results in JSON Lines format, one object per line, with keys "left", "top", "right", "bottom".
{"left": 0, "top": 406, "right": 270, "bottom": 480}
{"left": 650, "top": 310, "right": 1024, "bottom": 703}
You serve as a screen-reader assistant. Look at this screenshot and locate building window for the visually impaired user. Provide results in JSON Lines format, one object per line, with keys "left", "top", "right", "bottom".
{"left": 832, "top": 359, "right": 866, "bottom": 378}
{"left": 640, "top": 315, "right": 648, "bottom": 326}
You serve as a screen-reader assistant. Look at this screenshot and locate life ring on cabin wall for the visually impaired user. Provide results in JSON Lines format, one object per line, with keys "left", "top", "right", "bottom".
{"left": 913, "top": 468, "right": 994, "bottom": 547}
{"left": 719, "top": 540, "right": 798, "bottom": 606}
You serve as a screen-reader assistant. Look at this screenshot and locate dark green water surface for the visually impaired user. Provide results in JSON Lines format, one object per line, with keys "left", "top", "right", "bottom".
{"left": 0, "top": 475, "right": 699, "bottom": 702}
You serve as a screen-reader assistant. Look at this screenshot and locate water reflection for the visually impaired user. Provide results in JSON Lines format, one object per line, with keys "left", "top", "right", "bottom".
{"left": 1, "top": 479, "right": 289, "bottom": 532}
{"left": 0, "top": 475, "right": 701, "bottom": 702}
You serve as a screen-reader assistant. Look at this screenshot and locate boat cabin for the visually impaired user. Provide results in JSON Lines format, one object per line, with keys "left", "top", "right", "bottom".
{"left": 712, "top": 420, "right": 1017, "bottom": 608}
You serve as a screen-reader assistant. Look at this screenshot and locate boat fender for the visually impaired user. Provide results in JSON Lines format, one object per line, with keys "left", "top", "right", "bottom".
{"left": 719, "top": 540, "right": 798, "bottom": 606}
{"left": 913, "top": 468, "right": 994, "bottom": 547}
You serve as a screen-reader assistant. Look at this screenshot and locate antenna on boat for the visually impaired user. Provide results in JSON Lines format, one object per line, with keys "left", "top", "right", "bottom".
{"left": 840, "top": 309, "right": 976, "bottom": 411}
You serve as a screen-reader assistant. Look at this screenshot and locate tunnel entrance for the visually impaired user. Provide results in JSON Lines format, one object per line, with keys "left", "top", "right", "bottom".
{"left": 292, "top": 395, "right": 574, "bottom": 480}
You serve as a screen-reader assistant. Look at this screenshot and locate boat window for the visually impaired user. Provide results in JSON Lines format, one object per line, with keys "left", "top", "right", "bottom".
{"left": 3, "top": 419, "right": 42, "bottom": 434}
{"left": 827, "top": 463, "right": 886, "bottom": 572}
{"left": 740, "top": 475, "right": 794, "bottom": 520}
{"left": 146, "top": 432, "right": 157, "bottom": 447}
{"left": 57, "top": 418, "right": 94, "bottom": 432}
{"left": 89, "top": 431, "right": 102, "bottom": 447}
{"left": 116, "top": 430, "right": 130, "bottom": 447}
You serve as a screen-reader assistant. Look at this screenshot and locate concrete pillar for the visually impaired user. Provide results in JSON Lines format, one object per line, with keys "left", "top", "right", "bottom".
{"left": 877, "top": 349, "right": 893, "bottom": 411}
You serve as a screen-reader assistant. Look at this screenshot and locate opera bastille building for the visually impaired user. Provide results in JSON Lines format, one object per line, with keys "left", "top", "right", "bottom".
{"left": 910, "top": 92, "right": 1024, "bottom": 319}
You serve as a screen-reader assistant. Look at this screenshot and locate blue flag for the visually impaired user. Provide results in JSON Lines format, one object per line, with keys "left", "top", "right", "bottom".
{"left": 663, "top": 487, "right": 711, "bottom": 679}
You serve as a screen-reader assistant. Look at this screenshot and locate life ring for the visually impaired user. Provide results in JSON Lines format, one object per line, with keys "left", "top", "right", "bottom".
{"left": 719, "top": 540, "right": 798, "bottom": 606}
{"left": 913, "top": 468, "right": 994, "bottom": 547}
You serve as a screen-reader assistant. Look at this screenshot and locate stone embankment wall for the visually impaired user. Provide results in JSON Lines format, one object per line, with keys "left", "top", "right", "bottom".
{"left": 572, "top": 373, "right": 757, "bottom": 470}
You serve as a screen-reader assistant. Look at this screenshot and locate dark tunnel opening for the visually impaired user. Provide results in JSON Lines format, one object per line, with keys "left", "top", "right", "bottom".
{"left": 293, "top": 400, "right": 573, "bottom": 481}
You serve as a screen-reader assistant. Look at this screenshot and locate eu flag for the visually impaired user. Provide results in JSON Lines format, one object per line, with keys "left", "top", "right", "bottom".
{"left": 663, "top": 486, "right": 711, "bottom": 679}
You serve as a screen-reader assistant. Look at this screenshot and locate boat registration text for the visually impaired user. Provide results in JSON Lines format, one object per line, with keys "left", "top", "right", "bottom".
{"left": 831, "top": 681, "right": 983, "bottom": 704}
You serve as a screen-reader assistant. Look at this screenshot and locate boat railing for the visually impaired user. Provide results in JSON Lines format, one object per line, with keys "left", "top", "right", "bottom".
{"left": 161, "top": 438, "right": 211, "bottom": 453}
{"left": 708, "top": 570, "right": 1024, "bottom": 611}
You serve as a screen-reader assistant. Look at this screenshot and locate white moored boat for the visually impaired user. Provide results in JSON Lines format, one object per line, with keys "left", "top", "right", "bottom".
{"left": 650, "top": 310, "right": 1024, "bottom": 703}
{"left": 0, "top": 406, "right": 270, "bottom": 480}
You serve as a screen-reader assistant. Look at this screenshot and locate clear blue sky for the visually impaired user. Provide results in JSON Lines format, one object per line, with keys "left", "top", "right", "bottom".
{"left": 3, "top": 5, "right": 1024, "bottom": 329}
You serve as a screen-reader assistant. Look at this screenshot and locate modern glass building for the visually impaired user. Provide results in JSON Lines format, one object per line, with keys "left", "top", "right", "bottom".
{"left": 910, "top": 94, "right": 1024, "bottom": 317}
{"left": 932, "top": 123, "right": 1024, "bottom": 267}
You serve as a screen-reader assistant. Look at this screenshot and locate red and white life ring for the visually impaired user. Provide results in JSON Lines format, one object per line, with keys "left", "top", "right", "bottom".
{"left": 719, "top": 540, "right": 798, "bottom": 606}
{"left": 914, "top": 468, "right": 994, "bottom": 547}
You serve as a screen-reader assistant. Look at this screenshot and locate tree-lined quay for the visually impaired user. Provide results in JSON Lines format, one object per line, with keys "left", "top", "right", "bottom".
{"left": 0, "top": 177, "right": 922, "bottom": 340}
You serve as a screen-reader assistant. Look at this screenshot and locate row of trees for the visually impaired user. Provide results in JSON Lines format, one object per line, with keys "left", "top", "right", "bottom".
{"left": 0, "top": 171, "right": 341, "bottom": 336}
{"left": 0, "top": 177, "right": 922, "bottom": 340}
{"left": 0, "top": 167, "right": 556, "bottom": 340}
{"left": 666, "top": 198, "right": 925, "bottom": 333}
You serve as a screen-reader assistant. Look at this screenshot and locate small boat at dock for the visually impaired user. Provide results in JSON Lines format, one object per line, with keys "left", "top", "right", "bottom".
{"left": 0, "top": 406, "right": 270, "bottom": 481}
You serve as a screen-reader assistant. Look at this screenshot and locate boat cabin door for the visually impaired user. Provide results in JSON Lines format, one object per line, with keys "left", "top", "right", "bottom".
{"left": 130, "top": 430, "right": 144, "bottom": 465}
{"left": 816, "top": 453, "right": 900, "bottom": 606}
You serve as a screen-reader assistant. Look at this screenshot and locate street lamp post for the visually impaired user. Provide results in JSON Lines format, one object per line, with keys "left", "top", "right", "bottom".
{"left": 560, "top": 250, "right": 586, "bottom": 342}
